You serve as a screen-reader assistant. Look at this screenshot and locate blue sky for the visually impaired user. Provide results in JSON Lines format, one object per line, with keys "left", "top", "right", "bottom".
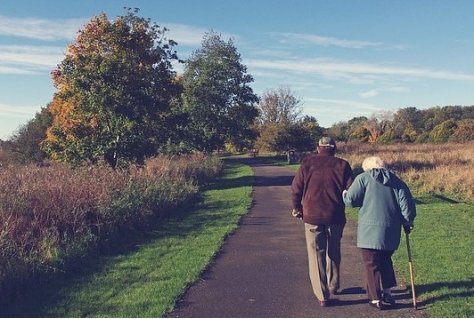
{"left": 2, "top": 0, "right": 474, "bottom": 140}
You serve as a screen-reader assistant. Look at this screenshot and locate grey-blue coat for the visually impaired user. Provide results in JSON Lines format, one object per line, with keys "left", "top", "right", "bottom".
{"left": 343, "top": 168, "right": 416, "bottom": 251}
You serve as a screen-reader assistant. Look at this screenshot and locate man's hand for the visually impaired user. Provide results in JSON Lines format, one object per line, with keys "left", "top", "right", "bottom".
{"left": 403, "top": 223, "right": 414, "bottom": 234}
{"left": 291, "top": 209, "right": 303, "bottom": 219}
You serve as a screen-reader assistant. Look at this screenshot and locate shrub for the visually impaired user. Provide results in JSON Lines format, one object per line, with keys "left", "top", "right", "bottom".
{"left": 0, "top": 153, "right": 222, "bottom": 301}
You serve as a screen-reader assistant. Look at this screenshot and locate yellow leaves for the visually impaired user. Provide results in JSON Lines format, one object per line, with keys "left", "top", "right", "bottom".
{"left": 66, "top": 43, "right": 78, "bottom": 55}
{"left": 89, "top": 116, "right": 99, "bottom": 129}
{"left": 45, "top": 126, "right": 59, "bottom": 144}
{"left": 172, "top": 74, "right": 183, "bottom": 84}
{"left": 47, "top": 86, "right": 83, "bottom": 140}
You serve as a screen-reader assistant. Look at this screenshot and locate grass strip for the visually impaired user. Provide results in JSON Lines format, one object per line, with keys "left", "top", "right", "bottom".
{"left": 392, "top": 197, "right": 474, "bottom": 318}
{"left": 1, "top": 160, "right": 253, "bottom": 318}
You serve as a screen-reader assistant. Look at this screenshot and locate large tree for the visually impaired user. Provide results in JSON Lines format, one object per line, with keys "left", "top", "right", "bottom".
{"left": 257, "top": 85, "right": 303, "bottom": 125}
{"left": 392, "top": 107, "right": 423, "bottom": 142}
{"left": 42, "top": 9, "right": 181, "bottom": 168}
{"left": 255, "top": 86, "right": 322, "bottom": 152}
{"left": 180, "top": 31, "right": 259, "bottom": 152}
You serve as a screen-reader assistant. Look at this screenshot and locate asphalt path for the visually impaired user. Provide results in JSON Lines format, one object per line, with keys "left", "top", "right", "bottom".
{"left": 166, "top": 157, "right": 427, "bottom": 318}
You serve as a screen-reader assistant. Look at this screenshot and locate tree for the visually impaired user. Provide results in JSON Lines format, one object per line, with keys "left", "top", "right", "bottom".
{"left": 346, "top": 116, "right": 368, "bottom": 140}
{"left": 291, "top": 116, "right": 324, "bottom": 151}
{"left": 255, "top": 86, "right": 314, "bottom": 152}
{"left": 257, "top": 85, "right": 303, "bottom": 125}
{"left": 449, "top": 119, "right": 474, "bottom": 142}
{"left": 42, "top": 9, "right": 181, "bottom": 168}
{"left": 401, "top": 123, "right": 418, "bottom": 143}
{"left": 378, "top": 128, "right": 396, "bottom": 144}
{"left": 363, "top": 110, "right": 394, "bottom": 144}
{"left": 267, "top": 121, "right": 320, "bottom": 153}
{"left": 180, "top": 30, "right": 259, "bottom": 152}
{"left": 392, "top": 107, "right": 423, "bottom": 141}
{"left": 461, "top": 105, "right": 474, "bottom": 120}
{"left": 429, "top": 119, "right": 457, "bottom": 143}
{"left": 349, "top": 126, "right": 370, "bottom": 142}
{"left": 3, "top": 107, "right": 52, "bottom": 165}
{"left": 326, "top": 121, "right": 350, "bottom": 142}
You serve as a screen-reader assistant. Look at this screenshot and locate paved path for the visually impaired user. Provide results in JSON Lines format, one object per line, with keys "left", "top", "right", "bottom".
{"left": 166, "top": 158, "right": 427, "bottom": 318}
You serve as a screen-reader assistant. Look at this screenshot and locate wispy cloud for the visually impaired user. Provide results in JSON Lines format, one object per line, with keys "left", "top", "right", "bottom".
{"left": 302, "top": 97, "right": 381, "bottom": 124}
{"left": 0, "top": 15, "right": 85, "bottom": 41}
{"left": 0, "top": 14, "right": 220, "bottom": 47}
{"left": 163, "top": 23, "right": 233, "bottom": 47}
{"left": 274, "top": 32, "right": 381, "bottom": 49}
{"left": 0, "top": 103, "right": 40, "bottom": 117}
{"left": 246, "top": 57, "right": 474, "bottom": 83}
{"left": 360, "top": 89, "right": 379, "bottom": 98}
{"left": 0, "top": 45, "right": 64, "bottom": 74}
{"left": 359, "top": 87, "right": 408, "bottom": 99}
{"left": 305, "top": 97, "right": 378, "bottom": 110}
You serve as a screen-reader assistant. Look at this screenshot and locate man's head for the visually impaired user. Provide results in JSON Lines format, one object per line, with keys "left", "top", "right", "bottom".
{"left": 317, "top": 136, "right": 336, "bottom": 155}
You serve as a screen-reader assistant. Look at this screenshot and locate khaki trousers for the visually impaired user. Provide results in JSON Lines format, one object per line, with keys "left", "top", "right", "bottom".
{"left": 305, "top": 223, "right": 344, "bottom": 301}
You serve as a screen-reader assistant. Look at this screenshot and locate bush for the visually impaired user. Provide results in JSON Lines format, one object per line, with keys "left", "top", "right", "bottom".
{"left": 0, "top": 153, "right": 222, "bottom": 301}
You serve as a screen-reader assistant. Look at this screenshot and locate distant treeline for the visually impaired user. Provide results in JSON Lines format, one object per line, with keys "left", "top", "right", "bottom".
{"left": 326, "top": 105, "right": 474, "bottom": 144}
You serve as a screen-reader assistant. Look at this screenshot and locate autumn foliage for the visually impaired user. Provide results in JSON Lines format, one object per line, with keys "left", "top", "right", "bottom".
{"left": 42, "top": 10, "right": 181, "bottom": 168}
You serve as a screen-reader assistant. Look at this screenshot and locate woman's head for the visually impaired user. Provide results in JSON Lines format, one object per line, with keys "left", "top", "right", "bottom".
{"left": 362, "top": 156, "right": 386, "bottom": 172}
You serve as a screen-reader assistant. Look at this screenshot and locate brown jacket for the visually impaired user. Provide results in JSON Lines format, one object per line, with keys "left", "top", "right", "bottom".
{"left": 291, "top": 148, "right": 353, "bottom": 225}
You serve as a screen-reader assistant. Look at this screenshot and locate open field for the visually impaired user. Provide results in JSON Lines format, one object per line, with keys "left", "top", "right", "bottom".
{"left": 338, "top": 142, "right": 474, "bottom": 203}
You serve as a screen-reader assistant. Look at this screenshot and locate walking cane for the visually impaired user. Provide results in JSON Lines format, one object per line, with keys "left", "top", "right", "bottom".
{"left": 406, "top": 232, "right": 417, "bottom": 309}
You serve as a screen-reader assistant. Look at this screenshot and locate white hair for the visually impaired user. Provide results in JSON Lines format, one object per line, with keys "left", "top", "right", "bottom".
{"left": 362, "top": 156, "right": 386, "bottom": 171}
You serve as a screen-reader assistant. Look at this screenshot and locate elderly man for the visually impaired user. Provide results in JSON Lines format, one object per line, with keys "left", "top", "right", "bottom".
{"left": 291, "top": 137, "right": 354, "bottom": 307}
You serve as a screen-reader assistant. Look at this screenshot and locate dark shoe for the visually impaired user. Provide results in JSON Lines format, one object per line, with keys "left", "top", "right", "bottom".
{"left": 329, "top": 288, "right": 338, "bottom": 295}
{"left": 382, "top": 293, "right": 396, "bottom": 305}
{"left": 369, "top": 301, "right": 384, "bottom": 310}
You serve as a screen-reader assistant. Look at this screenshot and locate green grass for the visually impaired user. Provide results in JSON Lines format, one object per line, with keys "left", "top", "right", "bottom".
{"left": 0, "top": 160, "right": 253, "bottom": 318}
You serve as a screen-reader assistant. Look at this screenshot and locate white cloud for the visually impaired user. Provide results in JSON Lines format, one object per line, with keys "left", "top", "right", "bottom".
{"left": 0, "top": 65, "right": 36, "bottom": 75}
{"left": 0, "top": 15, "right": 85, "bottom": 41}
{"left": 305, "top": 97, "right": 378, "bottom": 110}
{"left": 359, "top": 86, "right": 409, "bottom": 99}
{"left": 0, "top": 45, "right": 64, "bottom": 74}
{"left": 163, "top": 23, "right": 233, "bottom": 47}
{"left": 274, "top": 32, "right": 381, "bottom": 49}
{"left": 0, "top": 103, "right": 40, "bottom": 117}
{"left": 246, "top": 57, "right": 474, "bottom": 83}
{"left": 385, "top": 86, "right": 408, "bottom": 93}
{"left": 302, "top": 98, "right": 381, "bottom": 125}
{"left": 360, "top": 89, "right": 379, "bottom": 98}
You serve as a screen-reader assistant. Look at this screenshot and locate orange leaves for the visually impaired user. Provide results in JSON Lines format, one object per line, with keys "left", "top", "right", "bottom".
{"left": 42, "top": 8, "right": 181, "bottom": 168}
{"left": 46, "top": 84, "right": 82, "bottom": 143}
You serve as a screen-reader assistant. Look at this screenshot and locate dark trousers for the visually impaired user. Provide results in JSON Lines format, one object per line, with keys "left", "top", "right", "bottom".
{"left": 360, "top": 248, "right": 397, "bottom": 301}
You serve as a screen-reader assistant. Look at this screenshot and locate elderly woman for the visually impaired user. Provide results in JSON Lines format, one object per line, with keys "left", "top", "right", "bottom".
{"left": 343, "top": 156, "right": 416, "bottom": 310}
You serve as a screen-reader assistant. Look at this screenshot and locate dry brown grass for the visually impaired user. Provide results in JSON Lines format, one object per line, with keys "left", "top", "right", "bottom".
{"left": 337, "top": 142, "right": 474, "bottom": 202}
{"left": 0, "top": 153, "right": 223, "bottom": 302}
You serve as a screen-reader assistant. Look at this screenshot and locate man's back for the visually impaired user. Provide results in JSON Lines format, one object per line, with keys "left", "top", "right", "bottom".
{"left": 291, "top": 152, "right": 353, "bottom": 225}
